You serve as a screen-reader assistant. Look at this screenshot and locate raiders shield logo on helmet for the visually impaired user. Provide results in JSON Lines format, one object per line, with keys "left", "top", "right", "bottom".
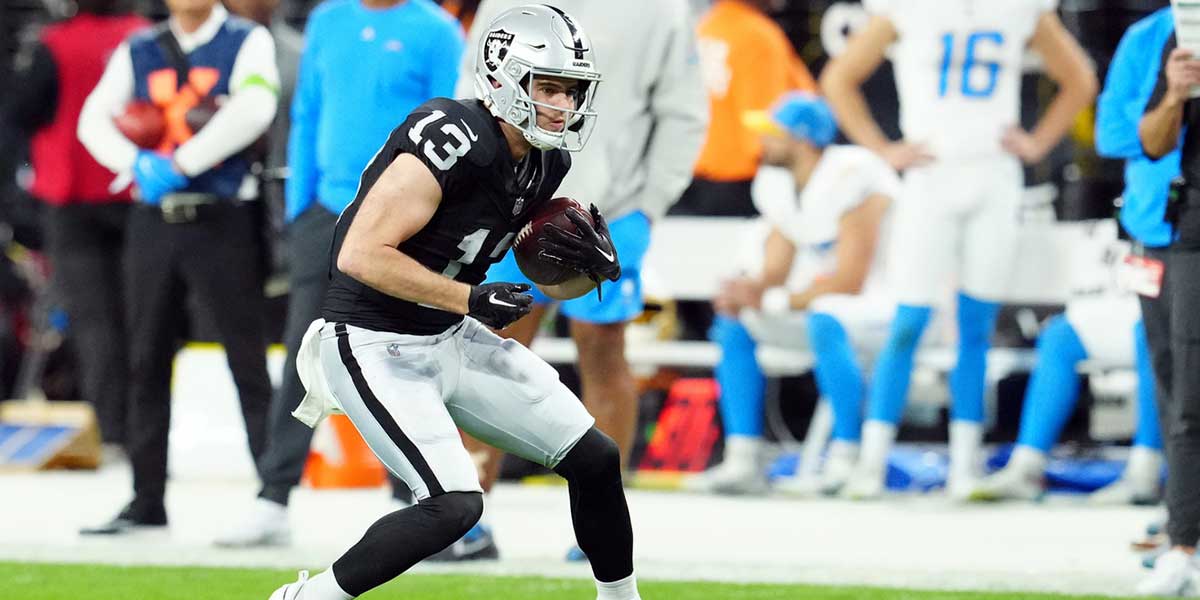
{"left": 484, "top": 30, "right": 515, "bottom": 72}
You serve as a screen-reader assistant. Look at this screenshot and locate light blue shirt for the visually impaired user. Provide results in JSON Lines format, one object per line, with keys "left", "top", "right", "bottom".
{"left": 1095, "top": 7, "right": 1178, "bottom": 247}
{"left": 286, "top": 0, "right": 464, "bottom": 221}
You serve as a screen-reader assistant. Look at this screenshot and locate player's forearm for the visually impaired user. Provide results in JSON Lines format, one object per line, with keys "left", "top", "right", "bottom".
{"left": 760, "top": 229, "right": 796, "bottom": 288}
{"left": 820, "top": 74, "right": 889, "bottom": 153}
{"left": 174, "top": 86, "right": 278, "bottom": 176}
{"left": 789, "top": 271, "right": 866, "bottom": 311}
{"left": 338, "top": 244, "right": 470, "bottom": 314}
{"left": 1140, "top": 97, "right": 1186, "bottom": 159}
{"left": 1029, "top": 74, "right": 1098, "bottom": 159}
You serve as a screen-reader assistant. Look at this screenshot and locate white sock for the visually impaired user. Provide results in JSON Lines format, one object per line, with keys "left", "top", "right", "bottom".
{"left": 302, "top": 569, "right": 353, "bottom": 600}
{"left": 827, "top": 439, "right": 859, "bottom": 462}
{"left": 477, "top": 492, "right": 491, "bottom": 528}
{"left": 1006, "top": 445, "right": 1048, "bottom": 477}
{"left": 721, "top": 435, "right": 762, "bottom": 470}
{"left": 949, "top": 420, "right": 983, "bottom": 482}
{"left": 858, "top": 420, "right": 896, "bottom": 475}
{"left": 596, "top": 573, "right": 640, "bottom": 600}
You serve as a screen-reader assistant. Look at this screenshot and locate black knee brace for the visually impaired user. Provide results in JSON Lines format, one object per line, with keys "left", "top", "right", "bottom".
{"left": 553, "top": 427, "right": 633, "bottom": 582}
{"left": 555, "top": 427, "right": 622, "bottom": 484}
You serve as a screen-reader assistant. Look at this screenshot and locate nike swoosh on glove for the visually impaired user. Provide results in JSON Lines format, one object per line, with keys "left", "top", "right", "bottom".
{"left": 468, "top": 282, "right": 534, "bottom": 330}
{"left": 538, "top": 204, "right": 622, "bottom": 283}
{"left": 132, "top": 150, "right": 188, "bottom": 206}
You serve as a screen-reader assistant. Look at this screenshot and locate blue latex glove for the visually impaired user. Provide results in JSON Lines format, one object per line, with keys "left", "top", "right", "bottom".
{"left": 132, "top": 150, "right": 187, "bottom": 205}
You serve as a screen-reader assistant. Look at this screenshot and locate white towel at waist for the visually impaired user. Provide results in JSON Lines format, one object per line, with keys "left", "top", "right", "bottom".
{"left": 291, "top": 318, "right": 344, "bottom": 428}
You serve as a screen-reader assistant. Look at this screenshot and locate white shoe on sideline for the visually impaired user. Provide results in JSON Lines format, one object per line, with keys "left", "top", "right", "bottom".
{"left": 946, "top": 473, "right": 983, "bottom": 502}
{"left": 214, "top": 498, "right": 291, "bottom": 548}
{"left": 1089, "top": 476, "right": 1161, "bottom": 506}
{"left": 685, "top": 459, "right": 768, "bottom": 495}
{"left": 818, "top": 445, "right": 858, "bottom": 496}
{"left": 1136, "top": 550, "right": 1200, "bottom": 596}
{"left": 773, "top": 473, "right": 822, "bottom": 497}
{"left": 967, "top": 464, "right": 1043, "bottom": 502}
{"left": 839, "top": 466, "right": 885, "bottom": 500}
{"left": 269, "top": 570, "right": 309, "bottom": 600}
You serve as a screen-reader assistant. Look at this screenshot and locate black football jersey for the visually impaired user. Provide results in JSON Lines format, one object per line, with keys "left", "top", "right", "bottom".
{"left": 322, "top": 98, "right": 571, "bottom": 335}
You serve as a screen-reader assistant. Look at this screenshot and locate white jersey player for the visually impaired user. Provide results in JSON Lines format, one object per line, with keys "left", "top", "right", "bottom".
{"left": 689, "top": 92, "right": 900, "bottom": 496}
{"left": 821, "top": 0, "right": 1097, "bottom": 499}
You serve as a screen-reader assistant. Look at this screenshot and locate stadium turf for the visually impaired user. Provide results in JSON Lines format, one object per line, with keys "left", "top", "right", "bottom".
{"left": 0, "top": 562, "right": 1126, "bottom": 599}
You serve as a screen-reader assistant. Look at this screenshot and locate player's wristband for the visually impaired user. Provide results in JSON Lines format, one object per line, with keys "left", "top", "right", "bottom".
{"left": 761, "top": 286, "right": 792, "bottom": 316}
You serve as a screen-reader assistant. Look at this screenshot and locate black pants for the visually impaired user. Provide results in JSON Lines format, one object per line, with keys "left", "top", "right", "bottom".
{"left": 666, "top": 177, "right": 757, "bottom": 217}
{"left": 258, "top": 205, "right": 336, "bottom": 505}
{"left": 44, "top": 203, "right": 130, "bottom": 444}
{"left": 1143, "top": 196, "right": 1200, "bottom": 548}
{"left": 125, "top": 203, "right": 271, "bottom": 505}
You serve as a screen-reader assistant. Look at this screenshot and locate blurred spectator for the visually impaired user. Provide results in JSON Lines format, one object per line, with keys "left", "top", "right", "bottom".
{"left": 76, "top": 0, "right": 280, "bottom": 534}
{"left": 1137, "top": 9, "right": 1200, "bottom": 593}
{"left": 687, "top": 93, "right": 898, "bottom": 497}
{"left": 215, "top": 0, "right": 463, "bottom": 548}
{"left": 224, "top": 0, "right": 303, "bottom": 276}
{"left": 668, "top": 0, "right": 815, "bottom": 217}
{"left": 448, "top": 0, "right": 707, "bottom": 561}
{"left": 439, "top": 0, "right": 480, "bottom": 31}
{"left": 2, "top": 0, "right": 148, "bottom": 446}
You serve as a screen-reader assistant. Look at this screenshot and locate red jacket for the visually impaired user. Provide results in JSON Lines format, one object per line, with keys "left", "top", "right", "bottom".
{"left": 31, "top": 13, "right": 149, "bottom": 205}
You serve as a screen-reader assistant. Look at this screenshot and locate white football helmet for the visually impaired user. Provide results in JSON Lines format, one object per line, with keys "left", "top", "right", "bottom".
{"left": 473, "top": 4, "right": 602, "bottom": 152}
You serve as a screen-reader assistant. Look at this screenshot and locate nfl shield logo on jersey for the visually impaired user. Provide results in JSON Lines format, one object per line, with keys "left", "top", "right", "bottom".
{"left": 513, "top": 196, "right": 525, "bottom": 215}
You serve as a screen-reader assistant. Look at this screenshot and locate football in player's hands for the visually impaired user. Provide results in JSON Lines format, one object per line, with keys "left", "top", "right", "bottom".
{"left": 539, "top": 204, "right": 621, "bottom": 283}
{"left": 513, "top": 197, "right": 595, "bottom": 285}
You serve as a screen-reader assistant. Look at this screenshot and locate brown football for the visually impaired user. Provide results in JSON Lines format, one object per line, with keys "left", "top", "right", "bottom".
{"left": 513, "top": 197, "right": 595, "bottom": 285}
{"left": 113, "top": 100, "right": 165, "bottom": 149}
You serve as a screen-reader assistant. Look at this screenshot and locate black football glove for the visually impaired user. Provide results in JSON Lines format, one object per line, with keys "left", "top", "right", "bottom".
{"left": 538, "top": 204, "right": 622, "bottom": 284}
{"left": 468, "top": 282, "right": 534, "bottom": 330}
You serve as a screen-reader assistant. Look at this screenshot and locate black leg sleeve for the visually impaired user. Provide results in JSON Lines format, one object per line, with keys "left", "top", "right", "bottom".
{"left": 331, "top": 491, "right": 483, "bottom": 597}
{"left": 553, "top": 427, "right": 634, "bottom": 582}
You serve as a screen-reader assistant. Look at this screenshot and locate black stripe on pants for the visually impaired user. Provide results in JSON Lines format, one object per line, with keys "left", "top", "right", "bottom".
{"left": 333, "top": 322, "right": 444, "bottom": 496}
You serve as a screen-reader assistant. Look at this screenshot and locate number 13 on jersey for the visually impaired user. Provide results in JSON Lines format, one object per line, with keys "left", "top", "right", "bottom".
{"left": 939, "top": 30, "right": 1004, "bottom": 98}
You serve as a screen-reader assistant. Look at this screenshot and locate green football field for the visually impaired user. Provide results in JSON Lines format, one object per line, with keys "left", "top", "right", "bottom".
{"left": 0, "top": 562, "right": 1127, "bottom": 599}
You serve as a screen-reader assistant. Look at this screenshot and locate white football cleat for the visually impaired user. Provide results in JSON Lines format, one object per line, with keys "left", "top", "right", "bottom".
{"left": 773, "top": 473, "right": 822, "bottom": 497}
{"left": 214, "top": 498, "right": 291, "bottom": 548}
{"left": 685, "top": 459, "right": 768, "bottom": 495}
{"left": 269, "top": 570, "right": 309, "bottom": 600}
{"left": 839, "top": 466, "right": 884, "bottom": 501}
{"left": 1089, "top": 475, "right": 1161, "bottom": 506}
{"left": 1136, "top": 550, "right": 1200, "bottom": 597}
{"left": 818, "top": 443, "right": 858, "bottom": 496}
{"left": 967, "top": 464, "right": 1043, "bottom": 502}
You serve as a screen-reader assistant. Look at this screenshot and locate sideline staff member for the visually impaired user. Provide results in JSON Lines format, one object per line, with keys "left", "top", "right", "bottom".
{"left": 77, "top": 0, "right": 279, "bottom": 533}
{"left": 1138, "top": 30, "right": 1200, "bottom": 594}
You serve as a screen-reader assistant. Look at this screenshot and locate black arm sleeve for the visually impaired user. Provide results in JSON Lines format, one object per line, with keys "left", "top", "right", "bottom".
{"left": 5, "top": 42, "right": 58, "bottom": 136}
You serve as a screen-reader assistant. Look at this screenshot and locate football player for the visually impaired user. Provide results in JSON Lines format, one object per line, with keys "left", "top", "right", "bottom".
{"left": 821, "top": 0, "right": 1097, "bottom": 499}
{"left": 687, "top": 92, "right": 899, "bottom": 497}
{"left": 969, "top": 224, "right": 1163, "bottom": 504}
{"left": 443, "top": 0, "right": 706, "bottom": 562}
{"left": 268, "top": 7, "right": 639, "bottom": 600}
